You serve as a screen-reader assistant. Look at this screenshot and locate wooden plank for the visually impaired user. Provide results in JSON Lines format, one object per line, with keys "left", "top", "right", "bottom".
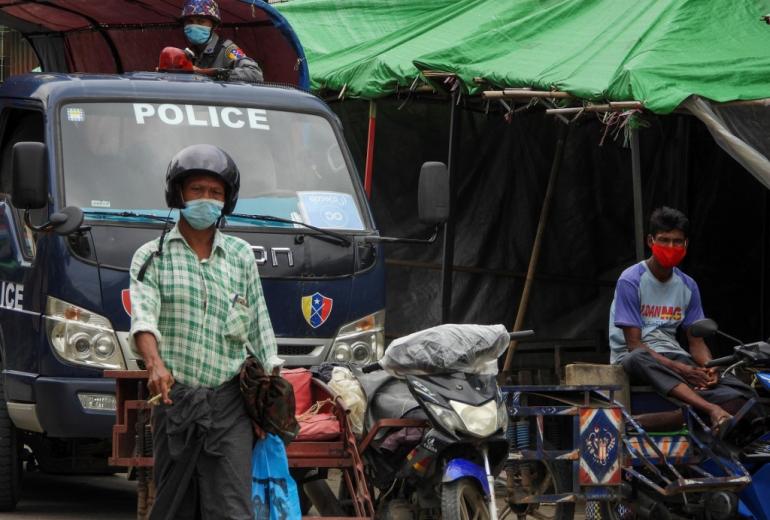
{"left": 108, "top": 456, "right": 154, "bottom": 467}
{"left": 288, "top": 458, "right": 352, "bottom": 468}
{"left": 286, "top": 442, "right": 346, "bottom": 458}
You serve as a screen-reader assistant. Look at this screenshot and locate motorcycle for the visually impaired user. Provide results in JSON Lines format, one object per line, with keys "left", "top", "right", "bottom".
{"left": 348, "top": 324, "right": 524, "bottom": 519}
{"left": 690, "top": 318, "right": 770, "bottom": 520}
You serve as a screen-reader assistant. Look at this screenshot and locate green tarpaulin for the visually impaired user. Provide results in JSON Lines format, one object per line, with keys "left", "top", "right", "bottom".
{"left": 279, "top": 0, "right": 770, "bottom": 114}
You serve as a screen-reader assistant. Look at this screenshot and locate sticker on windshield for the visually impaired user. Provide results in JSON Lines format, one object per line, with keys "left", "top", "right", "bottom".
{"left": 297, "top": 191, "right": 364, "bottom": 230}
{"left": 90, "top": 200, "right": 111, "bottom": 208}
{"left": 132, "top": 103, "right": 270, "bottom": 131}
{"left": 67, "top": 108, "right": 85, "bottom": 122}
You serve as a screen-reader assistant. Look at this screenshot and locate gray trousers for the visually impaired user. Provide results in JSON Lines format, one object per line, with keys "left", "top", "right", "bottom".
{"left": 620, "top": 348, "right": 754, "bottom": 405}
{"left": 150, "top": 378, "right": 254, "bottom": 520}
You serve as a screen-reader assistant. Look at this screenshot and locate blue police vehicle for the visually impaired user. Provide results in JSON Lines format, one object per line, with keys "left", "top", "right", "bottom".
{"left": 0, "top": 71, "right": 448, "bottom": 510}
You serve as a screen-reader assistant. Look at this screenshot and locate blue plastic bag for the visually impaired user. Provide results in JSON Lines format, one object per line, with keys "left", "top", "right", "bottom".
{"left": 251, "top": 433, "right": 302, "bottom": 520}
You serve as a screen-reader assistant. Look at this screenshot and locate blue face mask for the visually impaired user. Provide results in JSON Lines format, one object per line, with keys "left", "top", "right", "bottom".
{"left": 184, "top": 24, "right": 212, "bottom": 46}
{"left": 181, "top": 198, "right": 224, "bottom": 230}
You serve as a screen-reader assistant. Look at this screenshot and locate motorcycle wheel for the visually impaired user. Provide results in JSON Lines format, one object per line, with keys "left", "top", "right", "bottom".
{"left": 503, "top": 461, "right": 575, "bottom": 520}
{"left": 0, "top": 359, "right": 22, "bottom": 512}
{"left": 597, "top": 500, "right": 635, "bottom": 520}
{"left": 441, "top": 477, "right": 491, "bottom": 520}
{"left": 379, "top": 498, "right": 415, "bottom": 520}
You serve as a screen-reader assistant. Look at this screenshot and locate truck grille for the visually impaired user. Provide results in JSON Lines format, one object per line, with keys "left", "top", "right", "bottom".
{"left": 278, "top": 344, "right": 321, "bottom": 356}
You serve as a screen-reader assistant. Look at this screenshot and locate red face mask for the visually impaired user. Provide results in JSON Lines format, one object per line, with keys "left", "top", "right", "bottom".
{"left": 651, "top": 243, "right": 687, "bottom": 268}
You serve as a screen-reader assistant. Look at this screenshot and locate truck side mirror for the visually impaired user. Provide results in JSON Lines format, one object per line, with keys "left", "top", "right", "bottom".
{"left": 418, "top": 162, "right": 449, "bottom": 225}
{"left": 689, "top": 318, "right": 718, "bottom": 338}
{"left": 12, "top": 142, "right": 48, "bottom": 210}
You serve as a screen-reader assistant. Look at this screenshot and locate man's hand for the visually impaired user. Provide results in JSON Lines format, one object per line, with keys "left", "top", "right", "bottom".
{"left": 675, "top": 363, "right": 712, "bottom": 390}
{"left": 193, "top": 66, "right": 229, "bottom": 80}
{"left": 147, "top": 360, "right": 175, "bottom": 405}
{"left": 134, "top": 332, "right": 174, "bottom": 404}
{"left": 704, "top": 367, "right": 720, "bottom": 388}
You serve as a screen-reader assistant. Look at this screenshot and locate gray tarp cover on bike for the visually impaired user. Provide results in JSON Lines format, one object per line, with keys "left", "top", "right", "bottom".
{"left": 380, "top": 324, "right": 509, "bottom": 376}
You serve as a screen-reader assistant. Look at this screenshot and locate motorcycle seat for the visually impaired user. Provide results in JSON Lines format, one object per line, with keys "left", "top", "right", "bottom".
{"left": 370, "top": 377, "right": 425, "bottom": 422}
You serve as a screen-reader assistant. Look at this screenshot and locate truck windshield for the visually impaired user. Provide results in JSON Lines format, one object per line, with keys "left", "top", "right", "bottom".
{"left": 59, "top": 102, "right": 366, "bottom": 231}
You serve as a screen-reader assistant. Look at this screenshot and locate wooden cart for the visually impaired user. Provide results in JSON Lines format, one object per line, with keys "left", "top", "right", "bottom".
{"left": 105, "top": 370, "right": 375, "bottom": 519}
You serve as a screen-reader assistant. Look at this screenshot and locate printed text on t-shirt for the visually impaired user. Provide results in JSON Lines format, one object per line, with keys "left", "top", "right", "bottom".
{"left": 641, "top": 304, "right": 682, "bottom": 321}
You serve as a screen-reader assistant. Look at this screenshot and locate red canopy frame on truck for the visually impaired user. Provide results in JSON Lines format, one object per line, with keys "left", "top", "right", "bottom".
{"left": 0, "top": 0, "right": 309, "bottom": 87}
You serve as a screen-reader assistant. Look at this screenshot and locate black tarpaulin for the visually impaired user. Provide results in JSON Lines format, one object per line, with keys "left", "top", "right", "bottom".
{"left": 334, "top": 99, "right": 770, "bottom": 363}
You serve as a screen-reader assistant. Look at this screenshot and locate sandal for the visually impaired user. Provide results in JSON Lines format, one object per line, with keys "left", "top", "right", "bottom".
{"left": 712, "top": 414, "right": 734, "bottom": 440}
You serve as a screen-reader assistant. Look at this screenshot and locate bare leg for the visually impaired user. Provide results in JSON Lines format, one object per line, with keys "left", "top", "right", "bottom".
{"left": 633, "top": 410, "right": 684, "bottom": 431}
{"left": 668, "top": 383, "right": 731, "bottom": 429}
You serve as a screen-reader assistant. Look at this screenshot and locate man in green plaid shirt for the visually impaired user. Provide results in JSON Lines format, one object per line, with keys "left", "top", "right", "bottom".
{"left": 129, "top": 144, "right": 282, "bottom": 519}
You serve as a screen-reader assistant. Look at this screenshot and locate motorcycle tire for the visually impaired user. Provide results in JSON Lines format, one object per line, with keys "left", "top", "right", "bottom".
{"left": 598, "top": 500, "right": 635, "bottom": 520}
{"left": 441, "top": 477, "right": 491, "bottom": 520}
{"left": 0, "top": 360, "right": 22, "bottom": 511}
{"left": 379, "top": 498, "right": 414, "bottom": 520}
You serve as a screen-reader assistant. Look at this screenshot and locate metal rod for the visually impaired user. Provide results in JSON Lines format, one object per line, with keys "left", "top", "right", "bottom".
{"left": 630, "top": 127, "right": 645, "bottom": 261}
{"left": 502, "top": 124, "right": 568, "bottom": 377}
{"left": 364, "top": 100, "right": 377, "bottom": 199}
{"left": 482, "top": 447, "right": 498, "bottom": 519}
{"left": 441, "top": 89, "right": 461, "bottom": 324}
{"left": 762, "top": 189, "right": 768, "bottom": 339}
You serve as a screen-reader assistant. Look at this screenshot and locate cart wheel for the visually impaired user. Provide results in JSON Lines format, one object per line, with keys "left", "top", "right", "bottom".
{"left": 441, "top": 477, "right": 490, "bottom": 520}
{"left": 136, "top": 467, "right": 155, "bottom": 520}
{"left": 504, "top": 461, "right": 575, "bottom": 520}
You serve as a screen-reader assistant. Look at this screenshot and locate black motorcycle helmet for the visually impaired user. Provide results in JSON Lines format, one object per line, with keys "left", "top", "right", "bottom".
{"left": 165, "top": 144, "right": 240, "bottom": 214}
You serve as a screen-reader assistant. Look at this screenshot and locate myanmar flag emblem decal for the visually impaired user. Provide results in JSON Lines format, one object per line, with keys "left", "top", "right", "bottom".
{"left": 302, "top": 292, "right": 333, "bottom": 329}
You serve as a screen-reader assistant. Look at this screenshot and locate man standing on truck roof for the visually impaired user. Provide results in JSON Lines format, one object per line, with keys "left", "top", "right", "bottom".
{"left": 181, "top": 0, "right": 264, "bottom": 83}
{"left": 609, "top": 207, "right": 754, "bottom": 436}
{"left": 130, "top": 144, "right": 281, "bottom": 519}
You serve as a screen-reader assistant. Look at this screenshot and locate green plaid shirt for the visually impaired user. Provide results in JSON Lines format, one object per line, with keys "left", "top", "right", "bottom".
{"left": 129, "top": 224, "right": 281, "bottom": 387}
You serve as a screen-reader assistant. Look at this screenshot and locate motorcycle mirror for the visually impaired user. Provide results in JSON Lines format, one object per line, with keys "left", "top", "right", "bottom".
{"left": 689, "top": 318, "right": 718, "bottom": 338}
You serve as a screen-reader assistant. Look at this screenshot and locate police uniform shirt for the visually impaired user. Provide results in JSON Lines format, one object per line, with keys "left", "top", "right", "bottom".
{"left": 195, "top": 33, "right": 264, "bottom": 83}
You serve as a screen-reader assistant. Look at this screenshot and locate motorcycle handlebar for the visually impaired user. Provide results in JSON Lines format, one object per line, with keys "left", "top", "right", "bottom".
{"left": 509, "top": 330, "right": 535, "bottom": 340}
{"left": 705, "top": 355, "right": 738, "bottom": 368}
{"left": 361, "top": 362, "right": 382, "bottom": 373}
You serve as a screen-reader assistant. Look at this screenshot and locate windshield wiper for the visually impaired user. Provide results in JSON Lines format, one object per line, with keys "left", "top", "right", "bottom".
{"left": 228, "top": 213, "right": 351, "bottom": 247}
{"left": 83, "top": 210, "right": 176, "bottom": 224}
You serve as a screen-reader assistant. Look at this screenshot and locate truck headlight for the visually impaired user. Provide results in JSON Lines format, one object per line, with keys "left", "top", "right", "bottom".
{"left": 328, "top": 310, "right": 384, "bottom": 365}
{"left": 450, "top": 400, "right": 499, "bottom": 438}
{"left": 44, "top": 296, "right": 126, "bottom": 370}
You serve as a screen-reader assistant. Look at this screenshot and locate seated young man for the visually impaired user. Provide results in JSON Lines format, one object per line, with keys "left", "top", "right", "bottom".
{"left": 609, "top": 207, "right": 753, "bottom": 433}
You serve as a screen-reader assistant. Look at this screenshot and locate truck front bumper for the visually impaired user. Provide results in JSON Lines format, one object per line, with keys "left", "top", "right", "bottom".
{"left": 8, "top": 376, "right": 115, "bottom": 438}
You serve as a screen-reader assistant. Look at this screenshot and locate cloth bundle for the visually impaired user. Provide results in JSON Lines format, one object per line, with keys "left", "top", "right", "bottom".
{"left": 239, "top": 356, "right": 300, "bottom": 444}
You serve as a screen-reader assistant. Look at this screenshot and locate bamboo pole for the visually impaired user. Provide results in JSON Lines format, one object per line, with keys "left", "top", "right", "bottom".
{"left": 545, "top": 101, "right": 643, "bottom": 115}
{"left": 630, "top": 128, "right": 645, "bottom": 261}
{"left": 483, "top": 89, "right": 574, "bottom": 100}
{"left": 501, "top": 124, "right": 569, "bottom": 379}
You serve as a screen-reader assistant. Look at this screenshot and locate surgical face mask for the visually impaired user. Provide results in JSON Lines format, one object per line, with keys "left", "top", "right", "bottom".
{"left": 651, "top": 242, "right": 687, "bottom": 268}
{"left": 181, "top": 198, "right": 224, "bottom": 230}
{"left": 184, "top": 24, "right": 212, "bottom": 46}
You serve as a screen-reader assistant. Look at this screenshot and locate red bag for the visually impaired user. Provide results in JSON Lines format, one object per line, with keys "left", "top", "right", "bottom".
{"left": 296, "top": 413, "right": 341, "bottom": 441}
{"left": 281, "top": 368, "right": 312, "bottom": 415}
